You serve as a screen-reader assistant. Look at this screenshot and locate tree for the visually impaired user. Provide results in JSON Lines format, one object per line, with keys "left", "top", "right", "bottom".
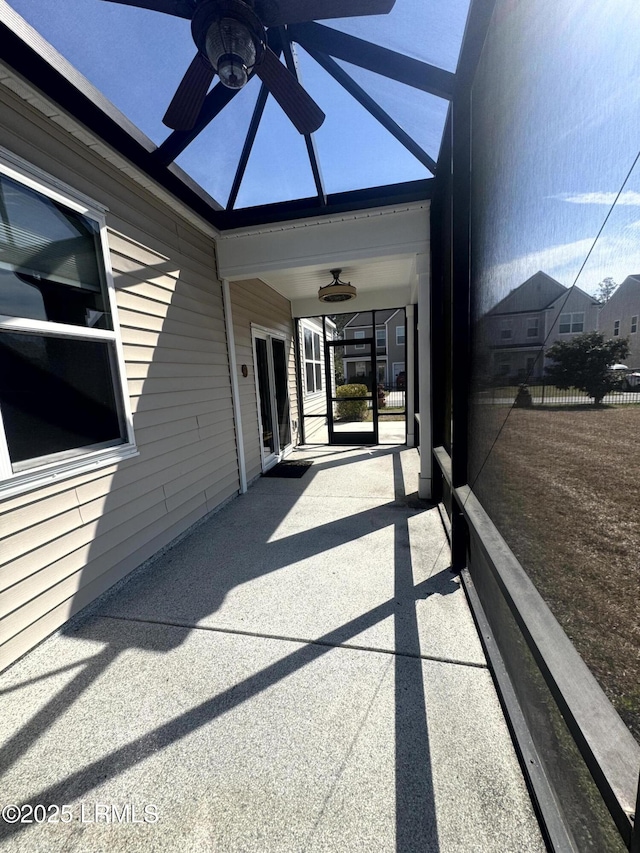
{"left": 545, "top": 331, "right": 629, "bottom": 405}
{"left": 595, "top": 277, "right": 618, "bottom": 304}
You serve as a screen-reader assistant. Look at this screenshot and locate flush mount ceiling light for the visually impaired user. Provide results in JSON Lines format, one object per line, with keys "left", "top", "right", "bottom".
{"left": 318, "top": 269, "right": 357, "bottom": 303}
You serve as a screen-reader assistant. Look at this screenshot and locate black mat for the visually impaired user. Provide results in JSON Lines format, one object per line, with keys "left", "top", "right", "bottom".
{"left": 263, "top": 461, "right": 313, "bottom": 479}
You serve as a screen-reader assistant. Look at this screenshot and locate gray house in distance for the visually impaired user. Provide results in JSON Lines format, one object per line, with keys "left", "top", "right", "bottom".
{"left": 598, "top": 274, "right": 640, "bottom": 368}
{"left": 479, "top": 271, "right": 600, "bottom": 381}
{"left": 342, "top": 310, "right": 406, "bottom": 386}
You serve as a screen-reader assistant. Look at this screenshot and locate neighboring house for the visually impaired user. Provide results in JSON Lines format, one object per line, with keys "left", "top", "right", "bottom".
{"left": 478, "top": 271, "right": 600, "bottom": 381}
{"left": 598, "top": 274, "right": 640, "bottom": 368}
{"left": 342, "top": 309, "right": 406, "bottom": 386}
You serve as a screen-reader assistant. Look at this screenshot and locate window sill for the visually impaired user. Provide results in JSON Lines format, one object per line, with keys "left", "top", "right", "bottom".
{"left": 0, "top": 444, "right": 139, "bottom": 503}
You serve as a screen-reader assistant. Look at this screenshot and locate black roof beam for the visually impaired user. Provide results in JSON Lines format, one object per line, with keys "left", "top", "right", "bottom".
{"left": 226, "top": 82, "right": 269, "bottom": 210}
{"left": 279, "top": 29, "right": 327, "bottom": 206}
{"left": 305, "top": 47, "right": 436, "bottom": 175}
{"left": 289, "top": 22, "right": 455, "bottom": 101}
{"left": 216, "top": 178, "right": 433, "bottom": 230}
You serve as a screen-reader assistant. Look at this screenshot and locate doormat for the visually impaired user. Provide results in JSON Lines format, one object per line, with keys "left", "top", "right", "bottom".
{"left": 263, "top": 461, "right": 313, "bottom": 479}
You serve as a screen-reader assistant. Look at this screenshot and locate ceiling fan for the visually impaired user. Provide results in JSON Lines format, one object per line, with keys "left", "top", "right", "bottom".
{"left": 101, "top": 1, "right": 396, "bottom": 134}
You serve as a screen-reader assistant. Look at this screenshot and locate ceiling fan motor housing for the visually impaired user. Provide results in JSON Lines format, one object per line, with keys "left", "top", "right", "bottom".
{"left": 192, "top": 0, "right": 265, "bottom": 89}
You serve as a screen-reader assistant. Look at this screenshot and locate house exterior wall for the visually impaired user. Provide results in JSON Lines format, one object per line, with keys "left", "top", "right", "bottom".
{"left": 386, "top": 311, "right": 406, "bottom": 380}
{"left": 598, "top": 276, "right": 640, "bottom": 368}
{"left": 230, "top": 279, "right": 299, "bottom": 483}
{"left": 0, "top": 85, "right": 241, "bottom": 671}
{"left": 544, "top": 287, "right": 600, "bottom": 346}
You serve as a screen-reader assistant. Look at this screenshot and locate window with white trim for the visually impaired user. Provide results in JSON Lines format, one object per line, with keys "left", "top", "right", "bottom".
{"left": 396, "top": 325, "right": 405, "bottom": 346}
{"left": 376, "top": 328, "right": 385, "bottom": 350}
{"left": 303, "top": 325, "right": 322, "bottom": 394}
{"left": 500, "top": 320, "right": 512, "bottom": 340}
{"left": 527, "top": 317, "right": 539, "bottom": 337}
{"left": 613, "top": 320, "right": 620, "bottom": 336}
{"left": 0, "top": 157, "right": 135, "bottom": 495}
{"left": 558, "top": 312, "right": 584, "bottom": 333}
{"left": 631, "top": 316, "right": 638, "bottom": 334}
{"left": 353, "top": 329, "right": 365, "bottom": 350}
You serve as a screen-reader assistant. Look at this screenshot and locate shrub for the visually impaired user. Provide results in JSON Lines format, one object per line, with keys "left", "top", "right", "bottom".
{"left": 545, "top": 332, "right": 629, "bottom": 405}
{"left": 335, "top": 384, "right": 368, "bottom": 420}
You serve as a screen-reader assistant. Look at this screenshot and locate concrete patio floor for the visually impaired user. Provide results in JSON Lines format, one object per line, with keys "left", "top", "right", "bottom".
{"left": 0, "top": 446, "right": 545, "bottom": 852}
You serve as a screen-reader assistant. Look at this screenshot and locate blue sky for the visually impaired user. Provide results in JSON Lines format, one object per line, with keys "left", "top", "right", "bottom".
{"left": 470, "top": 0, "right": 640, "bottom": 306}
{"left": 7, "top": 0, "right": 469, "bottom": 208}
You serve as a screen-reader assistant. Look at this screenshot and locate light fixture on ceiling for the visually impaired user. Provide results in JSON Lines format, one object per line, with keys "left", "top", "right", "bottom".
{"left": 202, "top": 3, "right": 262, "bottom": 90}
{"left": 318, "top": 269, "right": 357, "bottom": 303}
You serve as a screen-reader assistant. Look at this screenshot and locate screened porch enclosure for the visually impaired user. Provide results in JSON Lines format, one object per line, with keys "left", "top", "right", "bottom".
{"left": 297, "top": 310, "right": 408, "bottom": 447}
{"left": 0, "top": 0, "right": 638, "bottom": 851}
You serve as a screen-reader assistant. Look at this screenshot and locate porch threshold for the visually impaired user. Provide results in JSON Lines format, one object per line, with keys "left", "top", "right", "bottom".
{"left": 0, "top": 446, "right": 545, "bottom": 852}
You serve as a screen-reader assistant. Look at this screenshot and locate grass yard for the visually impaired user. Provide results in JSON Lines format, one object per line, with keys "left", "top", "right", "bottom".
{"left": 470, "top": 405, "right": 640, "bottom": 741}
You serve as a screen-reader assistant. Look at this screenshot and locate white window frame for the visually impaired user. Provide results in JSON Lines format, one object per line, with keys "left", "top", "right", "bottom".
{"left": 526, "top": 317, "right": 539, "bottom": 337}
{"left": 354, "top": 329, "right": 366, "bottom": 350}
{"left": 613, "top": 319, "right": 620, "bottom": 337}
{"left": 500, "top": 320, "right": 512, "bottom": 340}
{"left": 376, "top": 328, "right": 386, "bottom": 350}
{"left": 0, "top": 148, "right": 137, "bottom": 499}
{"left": 396, "top": 325, "right": 405, "bottom": 346}
{"left": 302, "top": 321, "right": 323, "bottom": 397}
{"left": 631, "top": 316, "right": 638, "bottom": 334}
{"left": 559, "top": 312, "right": 584, "bottom": 334}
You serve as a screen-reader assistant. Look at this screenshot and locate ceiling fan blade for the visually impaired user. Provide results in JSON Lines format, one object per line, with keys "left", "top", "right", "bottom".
{"left": 98, "top": 0, "right": 195, "bottom": 19}
{"left": 256, "top": 47, "right": 325, "bottom": 135}
{"left": 163, "top": 53, "right": 215, "bottom": 131}
{"left": 257, "top": 0, "right": 395, "bottom": 27}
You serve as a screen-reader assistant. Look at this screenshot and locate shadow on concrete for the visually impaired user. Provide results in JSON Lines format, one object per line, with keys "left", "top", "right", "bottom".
{"left": 1, "top": 448, "right": 454, "bottom": 851}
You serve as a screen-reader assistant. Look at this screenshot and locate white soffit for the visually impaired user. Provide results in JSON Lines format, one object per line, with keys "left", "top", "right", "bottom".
{"left": 217, "top": 202, "right": 430, "bottom": 281}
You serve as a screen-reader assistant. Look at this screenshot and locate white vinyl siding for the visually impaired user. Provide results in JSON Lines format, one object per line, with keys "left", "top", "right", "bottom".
{"left": 0, "top": 87, "right": 241, "bottom": 671}
{"left": 230, "top": 279, "right": 298, "bottom": 484}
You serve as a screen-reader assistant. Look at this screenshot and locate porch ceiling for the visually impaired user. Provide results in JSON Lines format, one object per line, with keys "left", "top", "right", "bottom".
{"left": 220, "top": 198, "right": 429, "bottom": 315}
{"left": 258, "top": 256, "right": 417, "bottom": 316}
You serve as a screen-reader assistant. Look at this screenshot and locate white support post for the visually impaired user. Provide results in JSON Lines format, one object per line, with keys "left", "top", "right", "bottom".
{"left": 405, "top": 304, "right": 415, "bottom": 447}
{"left": 417, "top": 256, "right": 432, "bottom": 499}
{"left": 222, "top": 279, "right": 247, "bottom": 494}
